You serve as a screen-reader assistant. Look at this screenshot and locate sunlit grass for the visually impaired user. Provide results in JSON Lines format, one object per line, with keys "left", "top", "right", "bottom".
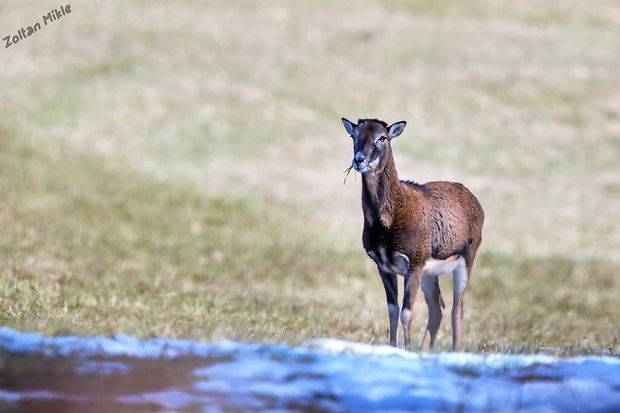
{"left": 1, "top": 0, "right": 619, "bottom": 355}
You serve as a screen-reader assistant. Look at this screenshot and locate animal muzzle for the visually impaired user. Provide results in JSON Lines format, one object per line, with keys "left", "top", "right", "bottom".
{"left": 353, "top": 152, "right": 369, "bottom": 172}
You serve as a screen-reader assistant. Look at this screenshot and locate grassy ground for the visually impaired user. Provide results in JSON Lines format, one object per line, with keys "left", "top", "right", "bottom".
{"left": 1, "top": 0, "right": 619, "bottom": 355}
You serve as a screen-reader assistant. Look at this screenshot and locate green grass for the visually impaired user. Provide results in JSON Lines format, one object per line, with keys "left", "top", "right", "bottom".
{"left": 1, "top": 0, "right": 619, "bottom": 355}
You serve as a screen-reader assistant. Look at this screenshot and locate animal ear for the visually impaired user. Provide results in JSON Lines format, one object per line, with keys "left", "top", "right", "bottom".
{"left": 341, "top": 118, "right": 356, "bottom": 135}
{"left": 387, "top": 121, "right": 407, "bottom": 140}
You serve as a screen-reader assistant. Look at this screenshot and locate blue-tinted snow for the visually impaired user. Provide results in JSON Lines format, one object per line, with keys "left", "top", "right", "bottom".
{"left": 0, "top": 327, "right": 619, "bottom": 412}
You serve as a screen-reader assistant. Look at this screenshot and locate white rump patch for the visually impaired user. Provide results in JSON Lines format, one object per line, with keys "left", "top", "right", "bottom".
{"left": 422, "top": 256, "right": 465, "bottom": 277}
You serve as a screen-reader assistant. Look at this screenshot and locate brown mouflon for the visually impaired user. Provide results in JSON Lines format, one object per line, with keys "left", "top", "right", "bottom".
{"left": 342, "top": 118, "right": 484, "bottom": 351}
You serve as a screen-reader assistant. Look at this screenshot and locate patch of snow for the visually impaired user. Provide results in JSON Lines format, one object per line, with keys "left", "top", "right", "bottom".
{"left": 1, "top": 328, "right": 619, "bottom": 412}
{"left": 306, "top": 337, "right": 421, "bottom": 359}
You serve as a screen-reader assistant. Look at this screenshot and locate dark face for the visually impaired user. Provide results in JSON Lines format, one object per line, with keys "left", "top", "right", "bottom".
{"left": 341, "top": 118, "right": 407, "bottom": 174}
{"left": 350, "top": 121, "right": 390, "bottom": 173}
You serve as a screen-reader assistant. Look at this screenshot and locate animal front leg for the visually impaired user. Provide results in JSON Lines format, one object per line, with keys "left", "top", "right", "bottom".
{"left": 401, "top": 266, "right": 422, "bottom": 350}
{"left": 379, "top": 268, "right": 399, "bottom": 346}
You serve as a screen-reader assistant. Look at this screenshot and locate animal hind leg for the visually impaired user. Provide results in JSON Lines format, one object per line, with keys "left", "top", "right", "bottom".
{"left": 420, "top": 276, "right": 445, "bottom": 352}
{"left": 451, "top": 259, "right": 469, "bottom": 351}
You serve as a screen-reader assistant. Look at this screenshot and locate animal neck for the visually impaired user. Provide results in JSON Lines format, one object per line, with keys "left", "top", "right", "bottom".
{"left": 361, "top": 153, "right": 401, "bottom": 227}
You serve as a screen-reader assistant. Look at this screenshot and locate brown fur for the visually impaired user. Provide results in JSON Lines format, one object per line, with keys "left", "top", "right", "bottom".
{"left": 342, "top": 117, "right": 484, "bottom": 351}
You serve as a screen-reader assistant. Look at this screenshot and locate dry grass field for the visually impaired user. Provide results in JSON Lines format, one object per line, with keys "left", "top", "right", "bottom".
{"left": 1, "top": 0, "right": 619, "bottom": 354}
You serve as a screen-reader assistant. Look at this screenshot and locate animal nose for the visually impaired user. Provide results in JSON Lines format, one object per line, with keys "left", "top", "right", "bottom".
{"left": 354, "top": 152, "right": 366, "bottom": 165}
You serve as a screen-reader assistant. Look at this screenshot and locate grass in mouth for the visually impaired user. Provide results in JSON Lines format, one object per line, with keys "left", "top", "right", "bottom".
{"left": 343, "top": 165, "right": 355, "bottom": 184}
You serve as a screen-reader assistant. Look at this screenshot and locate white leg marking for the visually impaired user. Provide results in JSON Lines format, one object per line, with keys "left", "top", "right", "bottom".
{"left": 387, "top": 303, "right": 399, "bottom": 346}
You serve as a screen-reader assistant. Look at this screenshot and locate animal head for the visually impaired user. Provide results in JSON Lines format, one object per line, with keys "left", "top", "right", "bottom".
{"left": 341, "top": 118, "right": 407, "bottom": 173}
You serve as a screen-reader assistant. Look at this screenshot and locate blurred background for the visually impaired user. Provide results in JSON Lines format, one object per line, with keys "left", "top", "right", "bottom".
{"left": 1, "top": 0, "right": 619, "bottom": 353}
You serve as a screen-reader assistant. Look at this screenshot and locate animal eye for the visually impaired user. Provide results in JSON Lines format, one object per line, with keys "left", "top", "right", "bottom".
{"left": 378, "top": 136, "right": 387, "bottom": 143}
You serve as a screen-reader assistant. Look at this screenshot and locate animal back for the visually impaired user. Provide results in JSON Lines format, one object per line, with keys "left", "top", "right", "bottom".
{"left": 423, "top": 181, "right": 484, "bottom": 260}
